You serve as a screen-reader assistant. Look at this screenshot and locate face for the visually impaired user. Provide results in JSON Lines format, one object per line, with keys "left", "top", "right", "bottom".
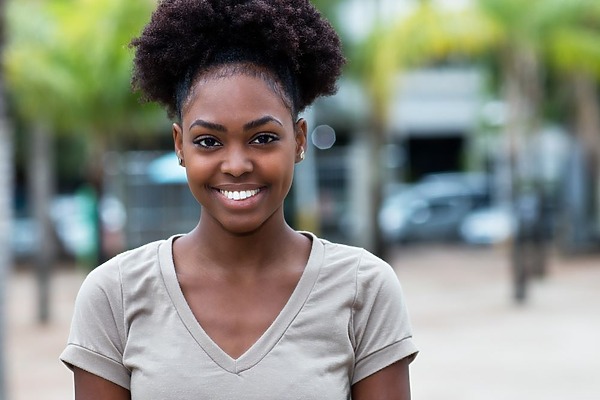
{"left": 173, "top": 72, "right": 307, "bottom": 236}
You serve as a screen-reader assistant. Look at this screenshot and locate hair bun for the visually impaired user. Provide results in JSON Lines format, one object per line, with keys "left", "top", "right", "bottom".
{"left": 131, "top": 0, "right": 345, "bottom": 118}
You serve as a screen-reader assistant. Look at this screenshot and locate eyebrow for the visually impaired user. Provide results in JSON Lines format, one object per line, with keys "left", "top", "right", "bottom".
{"left": 189, "top": 119, "right": 227, "bottom": 132}
{"left": 189, "top": 115, "right": 283, "bottom": 132}
{"left": 243, "top": 115, "right": 283, "bottom": 131}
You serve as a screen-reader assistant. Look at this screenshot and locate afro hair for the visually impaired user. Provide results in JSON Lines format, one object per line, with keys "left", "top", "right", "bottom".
{"left": 130, "top": 0, "right": 346, "bottom": 119}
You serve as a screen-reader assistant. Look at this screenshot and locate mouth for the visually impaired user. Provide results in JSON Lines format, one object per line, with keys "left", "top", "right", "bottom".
{"left": 218, "top": 188, "right": 261, "bottom": 201}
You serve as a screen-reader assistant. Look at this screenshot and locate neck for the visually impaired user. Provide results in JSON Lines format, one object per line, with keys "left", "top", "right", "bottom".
{"left": 179, "top": 214, "right": 306, "bottom": 276}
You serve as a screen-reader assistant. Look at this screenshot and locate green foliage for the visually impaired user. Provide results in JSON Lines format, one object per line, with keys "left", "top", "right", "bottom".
{"left": 477, "top": 0, "right": 600, "bottom": 73}
{"left": 4, "top": 0, "right": 165, "bottom": 138}
{"left": 354, "top": 3, "right": 500, "bottom": 123}
{"left": 310, "top": 0, "right": 343, "bottom": 29}
{"left": 543, "top": 1, "right": 600, "bottom": 79}
{"left": 550, "top": 27, "right": 600, "bottom": 78}
{"left": 350, "top": 0, "right": 600, "bottom": 125}
{"left": 5, "top": 1, "right": 74, "bottom": 129}
{"left": 390, "top": 5, "right": 500, "bottom": 65}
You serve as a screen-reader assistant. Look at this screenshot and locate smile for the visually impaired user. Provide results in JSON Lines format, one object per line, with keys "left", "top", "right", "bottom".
{"left": 219, "top": 188, "right": 261, "bottom": 201}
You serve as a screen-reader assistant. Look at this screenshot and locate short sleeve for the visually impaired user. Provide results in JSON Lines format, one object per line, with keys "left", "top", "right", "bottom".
{"left": 59, "top": 258, "right": 130, "bottom": 390}
{"left": 350, "top": 250, "right": 418, "bottom": 385}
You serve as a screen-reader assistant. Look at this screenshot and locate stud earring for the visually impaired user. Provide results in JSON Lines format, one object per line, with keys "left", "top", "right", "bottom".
{"left": 177, "top": 152, "right": 184, "bottom": 166}
{"left": 300, "top": 149, "right": 305, "bottom": 160}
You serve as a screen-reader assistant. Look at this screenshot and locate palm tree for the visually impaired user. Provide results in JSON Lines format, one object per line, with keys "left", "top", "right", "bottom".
{"left": 5, "top": 0, "right": 64, "bottom": 323}
{"left": 351, "top": 2, "right": 498, "bottom": 256}
{"left": 4, "top": 0, "right": 162, "bottom": 321}
{"left": 349, "top": 0, "right": 600, "bottom": 256}
{"left": 50, "top": 0, "right": 165, "bottom": 264}
{"left": 545, "top": 4, "right": 600, "bottom": 247}
{"left": 471, "top": 0, "right": 600, "bottom": 269}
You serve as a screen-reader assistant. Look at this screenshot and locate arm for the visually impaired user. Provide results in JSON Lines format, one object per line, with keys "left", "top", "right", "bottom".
{"left": 351, "top": 357, "right": 412, "bottom": 400}
{"left": 74, "top": 367, "right": 131, "bottom": 400}
{"left": 61, "top": 259, "right": 131, "bottom": 396}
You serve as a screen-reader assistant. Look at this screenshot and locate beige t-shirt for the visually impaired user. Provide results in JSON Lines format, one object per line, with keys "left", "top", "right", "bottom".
{"left": 60, "top": 232, "right": 417, "bottom": 399}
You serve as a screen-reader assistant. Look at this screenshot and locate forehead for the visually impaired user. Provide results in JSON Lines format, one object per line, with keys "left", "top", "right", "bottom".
{"left": 181, "top": 64, "right": 293, "bottom": 117}
{"left": 182, "top": 73, "right": 293, "bottom": 125}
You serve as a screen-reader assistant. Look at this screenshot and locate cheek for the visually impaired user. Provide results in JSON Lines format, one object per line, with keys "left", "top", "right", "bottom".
{"left": 251, "top": 151, "right": 295, "bottom": 192}
{"left": 183, "top": 158, "right": 213, "bottom": 192}
{"left": 273, "top": 155, "right": 297, "bottom": 191}
{"left": 269, "top": 147, "right": 296, "bottom": 170}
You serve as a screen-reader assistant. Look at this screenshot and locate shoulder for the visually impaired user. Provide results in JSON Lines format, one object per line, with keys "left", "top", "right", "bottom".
{"left": 315, "top": 235, "right": 397, "bottom": 284}
{"left": 112, "top": 238, "right": 167, "bottom": 270}
{"left": 317, "top": 237, "right": 403, "bottom": 308}
{"left": 303, "top": 232, "right": 400, "bottom": 298}
{"left": 78, "top": 238, "right": 169, "bottom": 298}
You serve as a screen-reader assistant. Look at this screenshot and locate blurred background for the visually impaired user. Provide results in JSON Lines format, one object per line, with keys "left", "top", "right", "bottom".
{"left": 0, "top": 0, "right": 599, "bottom": 399}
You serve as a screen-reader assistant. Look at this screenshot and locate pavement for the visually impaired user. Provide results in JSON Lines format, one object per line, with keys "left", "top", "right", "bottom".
{"left": 6, "top": 244, "right": 600, "bottom": 400}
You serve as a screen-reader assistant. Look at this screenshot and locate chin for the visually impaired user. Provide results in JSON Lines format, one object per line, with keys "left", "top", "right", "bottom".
{"left": 222, "top": 225, "right": 263, "bottom": 237}
{"left": 203, "top": 208, "right": 284, "bottom": 237}
{"left": 216, "top": 218, "right": 267, "bottom": 237}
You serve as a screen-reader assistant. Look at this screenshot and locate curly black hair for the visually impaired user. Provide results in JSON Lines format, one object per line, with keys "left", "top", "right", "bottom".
{"left": 130, "top": 0, "right": 345, "bottom": 120}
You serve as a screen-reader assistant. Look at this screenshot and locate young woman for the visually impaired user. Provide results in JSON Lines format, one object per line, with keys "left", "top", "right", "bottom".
{"left": 60, "top": 1, "right": 418, "bottom": 399}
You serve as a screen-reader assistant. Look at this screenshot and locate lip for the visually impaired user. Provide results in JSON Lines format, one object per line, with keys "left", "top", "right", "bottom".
{"left": 213, "top": 184, "right": 264, "bottom": 191}
{"left": 210, "top": 185, "right": 266, "bottom": 208}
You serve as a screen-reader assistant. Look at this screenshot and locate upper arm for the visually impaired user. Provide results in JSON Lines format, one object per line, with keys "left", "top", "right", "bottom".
{"left": 351, "top": 357, "right": 412, "bottom": 400}
{"left": 60, "top": 260, "right": 131, "bottom": 389}
{"left": 352, "top": 252, "right": 418, "bottom": 384}
{"left": 74, "top": 367, "right": 131, "bottom": 400}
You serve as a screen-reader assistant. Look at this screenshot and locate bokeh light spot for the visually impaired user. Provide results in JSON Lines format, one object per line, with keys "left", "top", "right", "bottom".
{"left": 311, "top": 125, "right": 336, "bottom": 150}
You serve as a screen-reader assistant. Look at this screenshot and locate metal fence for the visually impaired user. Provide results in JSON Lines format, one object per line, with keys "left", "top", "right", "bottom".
{"left": 106, "top": 151, "right": 199, "bottom": 250}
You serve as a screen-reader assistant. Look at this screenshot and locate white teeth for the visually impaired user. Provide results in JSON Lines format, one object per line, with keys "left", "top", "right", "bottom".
{"left": 219, "top": 189, "right": 260, "bottom": 201}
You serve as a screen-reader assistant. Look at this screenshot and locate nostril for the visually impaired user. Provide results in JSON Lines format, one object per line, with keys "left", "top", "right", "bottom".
{"left": 221, "top": 153, "right": 253, "bottom": 177}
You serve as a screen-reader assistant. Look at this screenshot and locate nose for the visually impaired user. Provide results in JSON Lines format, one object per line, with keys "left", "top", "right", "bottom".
{"left": 220, "top": 146, "right": 253, "bottom": 177}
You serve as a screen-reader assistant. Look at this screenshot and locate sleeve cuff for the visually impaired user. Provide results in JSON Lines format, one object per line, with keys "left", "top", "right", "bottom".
{"left": 352, "top": 337, "right": 419, "bottom": 385}
{"left": 60, "top": 344, "right": 131, "bottom": 390}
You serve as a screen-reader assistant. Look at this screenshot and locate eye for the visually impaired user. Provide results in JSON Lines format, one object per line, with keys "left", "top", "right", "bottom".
{"left": 194, "top": 136, "right": 222, "bottom": 148}
{"left": 250, "top": 133, "right": 279, "bottom": 145}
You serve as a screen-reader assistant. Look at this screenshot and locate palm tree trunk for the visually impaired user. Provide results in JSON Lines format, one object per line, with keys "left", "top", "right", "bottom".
{"left": 89, "top": 135, "right": 109, "bottom": 266}
{"left": 503, "top": 47, "right": 542, "bottom": 192}
{"left": 572, "top": 73, "right": 600, "bottom": 237}
{"left": 28, "top": 123, "right": 57, "bottom": 323}
{"left": 0, "top": 0, "right": 11, "bottom": 395}
{"left": 503, "top": 47, "right": 547, "bottom": 301}
{"left": 0, "top": 82, "right": 10, "bottom": 400}
{"left": 368, "top": 117, "right": 386, "bottom": 258}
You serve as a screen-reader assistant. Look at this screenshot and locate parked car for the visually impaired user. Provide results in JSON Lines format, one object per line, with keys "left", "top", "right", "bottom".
{"left": 12, "top": 217, "right": 40, "bottom": 260}
{"left": 11, "top": 192, "right": 115, "bottom": 262}
{"left": 378, "top": 173, "right": 489, "bottom": 243}
{"left": 459, "top": 206, "right": 515, "bottom": 245}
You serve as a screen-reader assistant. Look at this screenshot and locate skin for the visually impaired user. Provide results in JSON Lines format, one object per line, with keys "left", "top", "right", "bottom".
{"left": 172, "top": 71, "right": 312, "bottom": 360}
{"left": 351, "top": 358, "right": 412, "bottom": 400}
{"left": 73, "top": 69, "right": 412, "bottom": 400}
{"left": 74, "top": 368, "right": 131, "bottom": 400}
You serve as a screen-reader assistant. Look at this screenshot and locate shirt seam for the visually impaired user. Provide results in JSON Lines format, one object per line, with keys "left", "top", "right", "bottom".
{"left": 355, "top": 334, "right": 414, "bottom": 365}
{"left": 348, "top": 248, "right": 365, "bottom": 349}
{"left": 65, "top": 342, "right": 126, "bottom": 367}
{"left": 118, "top": 254, "right": 128, "bottom": 344}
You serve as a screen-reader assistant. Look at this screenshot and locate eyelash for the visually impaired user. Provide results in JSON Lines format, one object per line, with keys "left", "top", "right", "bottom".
{"left": 193, "top": 134, "right": 279, "bottom": 148}
{"left": 194, "top": 136, "right": 222, "bottom": 148}
{"left": 250, "top": 133, "right": 279, "bottom": 145}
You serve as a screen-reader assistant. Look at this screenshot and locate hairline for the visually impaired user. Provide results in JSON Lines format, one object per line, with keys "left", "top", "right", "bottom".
{"left": 177, "top": 63, "right": 298, "bottom": 124}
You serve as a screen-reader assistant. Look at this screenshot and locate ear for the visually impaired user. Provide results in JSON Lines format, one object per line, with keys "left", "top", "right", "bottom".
{"left": 173, "top": 123, "right": 185, "bottom": 167}
{"left": 294, "top": 118, "right": 308, "bottom": 163}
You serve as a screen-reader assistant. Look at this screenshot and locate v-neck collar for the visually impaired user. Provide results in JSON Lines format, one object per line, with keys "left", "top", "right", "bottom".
{"left": 159, "top": 232, "right": 324, "bottom": 374}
